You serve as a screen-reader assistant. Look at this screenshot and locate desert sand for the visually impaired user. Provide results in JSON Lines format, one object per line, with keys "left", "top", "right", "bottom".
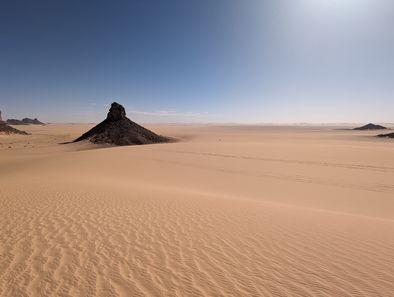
{"left": 1, "top": 124, "right": 394, "bottom": 297}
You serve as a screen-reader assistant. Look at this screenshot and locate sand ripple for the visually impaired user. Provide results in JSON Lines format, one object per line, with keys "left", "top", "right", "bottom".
{"left": 1, "top": 182, "right": 394, "bottom": 297}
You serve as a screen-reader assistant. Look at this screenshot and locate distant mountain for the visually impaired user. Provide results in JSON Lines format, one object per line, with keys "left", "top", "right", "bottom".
{"left": 74, "top": 102, "right": 170, "bottom": 146}
{"left": 22, "top": 118, "right": 45, "bottom": 125}
{"left": 353, "top": 123, "right": 387, "bottom": 131}
{"left": 6, "top": 119, "right": 24, "bottom": 125}
{"left": 377, "top": 132, "right": 394, "bottom": 138}
{"left": 6, "top": 118, "right": 45, "bottom": 125}
{"left": 0, "top": 122, "right": 29, "bottom": 135}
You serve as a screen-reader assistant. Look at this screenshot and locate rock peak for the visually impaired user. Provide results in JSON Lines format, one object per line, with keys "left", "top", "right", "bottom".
{"left": 74, "top": 101, "right": 170, "bottom": 145}
{"left": 107, "top": 102, "right": 126, "bottom": 121}
{"left": 353, "top": 123, "right": 387, "bottom": 131}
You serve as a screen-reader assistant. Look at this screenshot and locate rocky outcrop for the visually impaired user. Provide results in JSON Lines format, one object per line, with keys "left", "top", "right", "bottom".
{"left": 74, "top": 102, "right": 170, "bottom": 146}
{"left": 353, "top": 123, "right": 387, "bottom": 131}
{"left": 6, "top": 118, "right": 44, "bottom": 125}
{"left": 6, "top": 119, "right": 24, "bottom": 125}
{"left": 0, "top": 122, "right": 29, "bottom": 135}
{"left": 0, "top": 110, "right": 28, "bottom": 134}
{"left": 377, "top": 132, "right": 394, "bottom": 138}
{"left": 22, "top": 118, "right": 45, "bottom": 125}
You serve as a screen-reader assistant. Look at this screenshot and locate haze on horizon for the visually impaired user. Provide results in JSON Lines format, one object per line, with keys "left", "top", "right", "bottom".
{"left": 0, "top": 0, "right": 393, "bottom": 124}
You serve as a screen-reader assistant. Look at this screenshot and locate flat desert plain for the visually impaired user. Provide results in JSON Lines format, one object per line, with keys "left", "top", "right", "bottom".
{"left": 1, "top": 124, "right": 394, "bottom": 297}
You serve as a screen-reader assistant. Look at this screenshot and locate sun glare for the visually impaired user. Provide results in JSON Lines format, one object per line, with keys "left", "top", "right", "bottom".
{"left": 301, "top": 0, "right": 370, "bottom": 11}
{"left": 297, "top": 0, "right": 375, "bottom": 19}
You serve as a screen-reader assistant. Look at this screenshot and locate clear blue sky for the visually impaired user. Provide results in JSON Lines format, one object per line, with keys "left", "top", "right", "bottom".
{"left": 0, "top": 0, "right": 393, "bottom": 123}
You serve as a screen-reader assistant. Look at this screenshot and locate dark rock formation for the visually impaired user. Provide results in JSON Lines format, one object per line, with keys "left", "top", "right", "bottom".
{"left": 377, "top": 132, "right": 394, "bottom": 138}
{"left": 74, "top": 102, "right": 170, "bottom": 145}
{"left": 22, "top": 118, "right": 45, "bottom": 125}
{"left": 6, "top": 119, "right": 24, "bottom": 125}
{"left": 353, "top": 123, "right": 387, "bottom": 131}
{"left": 7, "top": 118, "right": 44, "bottom": 125}
{"left": 0, "top": 121, "right": 28, "bottom": 135}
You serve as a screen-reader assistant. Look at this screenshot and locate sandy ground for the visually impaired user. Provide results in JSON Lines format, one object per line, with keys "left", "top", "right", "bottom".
{"left": 1, "top": 124, "right": 394, "bottom": 297}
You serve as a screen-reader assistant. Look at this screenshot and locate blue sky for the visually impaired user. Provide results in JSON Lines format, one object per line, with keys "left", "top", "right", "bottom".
{"left": 0, "top": 0, "right": 393, "bottom": 123}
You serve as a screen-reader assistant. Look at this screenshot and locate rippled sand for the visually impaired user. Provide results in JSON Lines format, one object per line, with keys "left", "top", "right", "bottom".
{"left": 1, "top": 124, "right": 394, "bottom": 297}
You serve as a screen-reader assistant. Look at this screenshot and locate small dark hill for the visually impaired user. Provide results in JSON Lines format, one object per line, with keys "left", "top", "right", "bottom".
{"left": 74, "top": 102, "right": 170, "bottom": 146}
{"left": 0, "top": 121, "right": 28, "bottom": 135}
{"left": 7, "top": 118, "right": 45, "bottom": 125}
{"left": 353, "top": 123, "right": 387, "bottom": 131}
{"left": 22, "top": 118, "right": 45, "bottom": 125}
{"left": 377, "top": 132, "right": 394, "bottom": 139}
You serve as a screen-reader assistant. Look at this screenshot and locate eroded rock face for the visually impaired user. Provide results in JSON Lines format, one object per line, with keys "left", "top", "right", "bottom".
{"left": 107, "top": 102, "right": 126, "bottom": 121}
{"left": 74, "top": 102, "right": 170, "bottom": 146}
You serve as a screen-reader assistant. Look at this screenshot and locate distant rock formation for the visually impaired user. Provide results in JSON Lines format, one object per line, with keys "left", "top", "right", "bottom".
{"left": 377, "top": 132, "right": 394, "bottom": 139}
{"left": 0, "top": 121, "right": 28, "bottom": 135}
{"left": 6, "top": 118, "right": 45, "bottom": 125}
{"left": 353, "top": 123, "right": 387, "bottom": 131}
{"left": 6, "top": 119, "right": 24, "bottom": 125}
{"left": 0, "top": 110, "right": 2, "bottom": 122}
{"left": 74, "top": 102, "right": 170, "bottom": 145}
{"left": 22, "top": 118, "right": 45, "bottom": 125}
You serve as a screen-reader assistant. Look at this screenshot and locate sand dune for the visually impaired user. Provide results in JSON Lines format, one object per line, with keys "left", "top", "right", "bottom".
{"left": 1, "top": 124, "right": 394, "bottom": 296}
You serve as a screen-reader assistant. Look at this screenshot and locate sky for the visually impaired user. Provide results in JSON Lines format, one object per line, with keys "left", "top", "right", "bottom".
{"left": 0, "top": 0, "right": 393, "bottom": 123}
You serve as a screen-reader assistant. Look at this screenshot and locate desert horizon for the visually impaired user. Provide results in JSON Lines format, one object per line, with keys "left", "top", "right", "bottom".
{"left": 1, "top": 0, "right": 394, "bottom": 296}
{"left": 1, "top": 117, "right": 394, "bottom": 296}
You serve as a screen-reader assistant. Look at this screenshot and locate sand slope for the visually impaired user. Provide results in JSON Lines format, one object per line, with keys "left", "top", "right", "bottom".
{"left": 1, "top": 124, "right": 394, "bottom": 296}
